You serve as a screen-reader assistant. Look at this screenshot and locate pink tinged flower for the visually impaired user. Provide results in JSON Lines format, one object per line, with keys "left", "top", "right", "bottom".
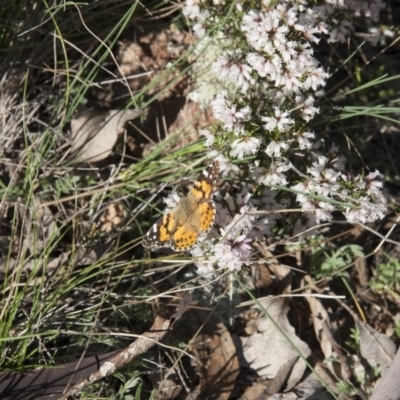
{"left": 265, "top": 140, "right": 289, "bottom": 157}
{"left": 308, "top": 156, "right": 328, "bottom": 178}
{"left": 191, "top": 240, "right": 216, "bottom": 275}
{"left": 193, "top": 22, "right": 206, "bottom": 37}
{"left": 280, "top": 5, "right": 298, "bottom": 26}
{"left": 344, "top": 197, "right": 386, "bottom": 224}
{"left": 277, "top": 40, "right": 297, "bottom": 62}
{"left": 230, "top": 136, "right": 261, "bottom": 159}
{"left": 365, "top": 170, "right": 383, "bottom": 196}
{"left": 315, "top": 201, "right": 334, "bottom": 222}
{"left": 224, "top": 213, "right": 250, "bottom": 236}
{"left": 212, "top": 54, "right": 254, "bottom": 91}
{"left": 183, "top": 1, "right": 209, "bottom": 37}
{"left": 195, "top": 261, "right": 215, "bottom": 276}
{"left": 262, "top": 108, "right": 294, "bottom": 132}
{"left": 215, "top": 231, "right": 253, "bottom": 272}
{"left": 262, "top": 162, "right": 291, "bottom": 187}
{"left": 200, "top": 129, "right": 215, "bottom": 147}
{"left": 242, "top": 10, "right": 289, "bottom": 54}
{"left": 212, "top": 55, "right": 232, "bottom": 81}
{"left": 297, "top": 196, "right": 334, "bottom": 224}
{"left": 315, "top": 209, "right": 333, "bottom": 223}
{"left": 328, "top": 19, "right": 352, "bottom": 43}
{"left": 279, "top": 70, "right": 303, "bottom": 94}
{"left": 297, "top": 131, "right": 314, "bottom": 149}
{"left": 241, "top": 10, "right": 262, "bottom": 32}
{"left": 271, "top": 26, "right": 290, "bottom": 47}
{"left": 211, "top": 95, "right": 250, "bottom": 133}
{"left": 233, "top": 65, "right": 254, "bottom": 91}
{"left": 292, "top": 181, "right": 312, "bottom": 204}
{"left": 295, "top": 95, "right": 319, "bottom": 122}
{"left": 236, "top": 191, "right": 252, "bottom": 211}
{"left": 246, "top": 53, "right": 268, "bottom": 77}
{"left": 208, "top": 151, "right": 240, "bottom": 176}
{"left": 369, "top": 27, "right": 395, "bottom": 47}
{"left": 183, "top": 1, "right": 201, "bottom": 19}
{"left": 304, "top": 67, "right": 329, "bottom": 91}
{"left": 303, "top": 26, "right": 321, "bottom": 44}
{"left": 331, "top": 154, "right": 346, "bottom": 171}
{"left": 235, "top": 105, "right": 251, "bottom": 122}
{"left": 213, "top": 242, "right": 236, "bottom": 270}
{"left": 315, "top": 20, "right": 329, "bottom": 35}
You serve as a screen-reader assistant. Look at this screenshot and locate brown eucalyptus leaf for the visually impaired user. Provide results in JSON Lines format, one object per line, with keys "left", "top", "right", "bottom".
{"left": 304, "top": 296, "right": 333, "bottom": 368}
{"left": 186, "top": 310, "right": 240, "bottom": 400}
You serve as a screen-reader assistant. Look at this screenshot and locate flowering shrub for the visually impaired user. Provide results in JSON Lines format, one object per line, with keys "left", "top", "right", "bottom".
{"left": 182, "top": 0, "right": 387, "bottom": 272}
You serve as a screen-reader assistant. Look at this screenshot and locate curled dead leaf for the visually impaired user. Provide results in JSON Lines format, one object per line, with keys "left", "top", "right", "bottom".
{"left": 70, "top": 108, "right": 142, "bottom": 162}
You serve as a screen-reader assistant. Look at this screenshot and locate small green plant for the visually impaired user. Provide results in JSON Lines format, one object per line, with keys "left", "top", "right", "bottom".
{"left": 345, "top": 327, "right": 361, "bottom": 352}
{"left": 370, "top": 254, "right": 400, "bottom": 293}
{"left": 311, "top": 244, "right": 364, "bottom": 279}
{"left": 115, "top": 371, "right": 142, "bottom": 400}
{"left": 337, "top": 379, "right": 358, "bottom": 397}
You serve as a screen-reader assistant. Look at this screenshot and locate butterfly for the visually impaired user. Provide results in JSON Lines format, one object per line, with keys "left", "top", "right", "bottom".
{"left": 142, "top": 161, "right": 220, "bottom": 251}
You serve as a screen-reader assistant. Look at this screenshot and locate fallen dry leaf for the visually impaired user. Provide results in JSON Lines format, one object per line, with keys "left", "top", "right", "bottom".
{"left": 240, "top": 297, "right": 311, "bottom": 391}
{"left": 370, "top": 346, "right": 400, "bottom": 400}
{"left": 187, "top": 309, "right": 240, "bottom": 400}
{"left": 303, "top": 295, "right": 334, "bottom": 374}
{"left": 70, "top": 108, "right": 142, "bottom": 162}
{"left": 357, "top": 319, "right": 396, "bottom": 371}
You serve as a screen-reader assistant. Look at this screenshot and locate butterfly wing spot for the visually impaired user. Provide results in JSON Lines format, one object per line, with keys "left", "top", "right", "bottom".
{"left": 198, "top": 201, "right": 216, "bottom": 233}
{"left": 171, "top": 224, "right": 199, "bottom": 251}
{"left": 190, "top": 161, "right": 220, "bottom": 201}
{"left": 142, "top": 211, "right": 177, "bottom": 248}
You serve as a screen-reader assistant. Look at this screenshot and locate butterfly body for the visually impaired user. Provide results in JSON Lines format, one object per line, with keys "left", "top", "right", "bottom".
{"left": 142, "top": 161, "right": 219, "bottom": 251}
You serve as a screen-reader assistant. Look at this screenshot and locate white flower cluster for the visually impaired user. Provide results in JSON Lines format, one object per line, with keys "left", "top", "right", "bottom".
{"left": 184, "top": 0, "right": 387, "bottom": 271}
{"left": 192, "top": 190, "right": 270, "bottom": 274}
{"left": 187, "top": 1, "right": 334, "bottom": 162}
{"left": 292, "top": 156, "right": 386, "bottom": 224}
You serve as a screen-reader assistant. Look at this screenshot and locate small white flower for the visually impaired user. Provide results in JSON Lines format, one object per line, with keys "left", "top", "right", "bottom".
{"left": 265, "top": 140, "right": 289, "bottom": 157}
{"left": 231, "top": 136, "right": 261, "bottom": 159}
{"left": 315, "top": 201, "right": 334, "bottom": 222}
{"left": 262, "top": 161, "right": 292, "bottom": 187}
{"left": 262, "top": 108, "right": 294, "bottom": 132}
{"left": 297, "top": 131, "right": 314, "bottom": 149}
{"left": 207, "top": 151, "right": 240, "bottom": 176}
{"left": 211, "top": 94, "right": 251, "bottom": 133}
{"left": 328, "top": 19, "right": 352, "bottom": 43}
{"left": 200, "top": 129, "right": 215, "bottom": 147}
{"left": 237, "top": 191, "right": 252, "bottom": 211}
{"left": 292, "top": 181, "right": 311, "bottom": 204}
{"left": 215, "top": 229, "right": 253, "bottom": 272}
{"left": 365, "top": 170, "right": 383, "bottom": 196}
